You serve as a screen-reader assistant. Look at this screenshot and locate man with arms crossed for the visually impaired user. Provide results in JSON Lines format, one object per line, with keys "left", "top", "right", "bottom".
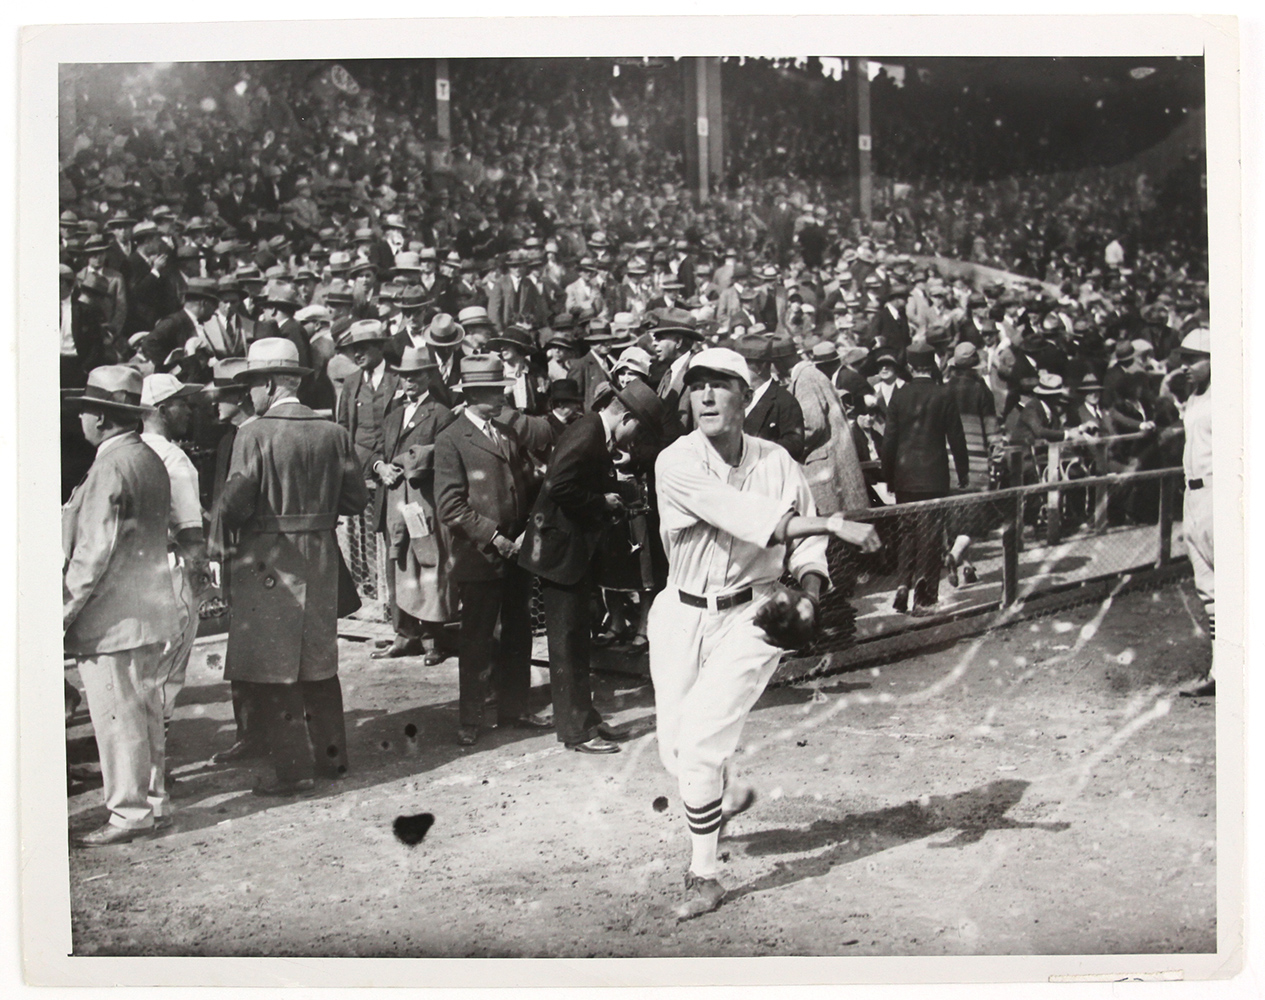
{"left": 651, "top": 347, "right": 881, "bottom": 919}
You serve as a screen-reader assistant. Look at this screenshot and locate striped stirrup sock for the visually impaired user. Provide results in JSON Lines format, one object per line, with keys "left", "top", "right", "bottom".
{"left": 685, "top": 797, "right": 724, "bottom": 836}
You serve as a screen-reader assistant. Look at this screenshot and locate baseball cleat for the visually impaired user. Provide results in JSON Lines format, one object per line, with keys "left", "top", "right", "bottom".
{"left": 675, "top": 870, "right": 725, "bottom": 921}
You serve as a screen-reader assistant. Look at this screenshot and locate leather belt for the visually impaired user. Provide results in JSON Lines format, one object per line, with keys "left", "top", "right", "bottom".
{"left": 678, "top": 587, "right": 753, "bottom": 612}
{"left": 1187, "top": 478, "right": 1207, "bottom": 490}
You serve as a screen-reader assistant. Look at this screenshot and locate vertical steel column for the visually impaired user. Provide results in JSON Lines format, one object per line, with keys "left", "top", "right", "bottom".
{"left": 856, "top": 59, "right": 873, "bottom": 227}
{"left": 435, "top": 59, "right": 451, "bottom": 141}
{"left": 705, "top": 57, "right": 724, "bottom": 191}
{"left": 695, "top": 57, "right": 710, "bottom": 202}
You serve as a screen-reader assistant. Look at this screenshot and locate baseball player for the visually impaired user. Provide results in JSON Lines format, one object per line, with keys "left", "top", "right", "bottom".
{"left": 650, "top": 347, "right": 881, "bottom": 920}
{"left": 1163, "top": 329, "right": 1214, "bottom": 697}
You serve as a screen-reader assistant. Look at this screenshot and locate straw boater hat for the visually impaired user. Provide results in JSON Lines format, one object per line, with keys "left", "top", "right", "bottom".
{"left": 457, "top": 354, "right": 514, "bottom": 390}
{"left": 1033, "top": 370, "right": 1068, "bottom": 396}
{"left": 457, "top": 306, "right": 495, "bottom": 332}
{"left": 390, "top": 346, "right": 439, "bottom": 375}
{"left": 63, "top": 365, "right": 149, "bottom": 415}
{"left": 233, "top": 338, "right": 313, "bottom": 380}
{"left": 425, "top": 313, "right": 466, "bottom": 348}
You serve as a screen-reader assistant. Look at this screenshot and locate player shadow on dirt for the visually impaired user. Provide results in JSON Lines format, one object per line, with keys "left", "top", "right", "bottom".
{"left": 724, "top": 779, "right": 1070, "bottom": 903}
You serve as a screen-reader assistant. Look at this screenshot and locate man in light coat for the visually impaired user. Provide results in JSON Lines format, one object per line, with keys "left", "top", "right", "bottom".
{"left": 64, "top": 366, "right": 180, "bottom": 846}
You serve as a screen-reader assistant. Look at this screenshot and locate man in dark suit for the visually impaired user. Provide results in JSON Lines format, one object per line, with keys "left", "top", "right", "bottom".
{"left": 518, "top": 380, "right": 666, "bottom": 753}
{"left": 124, "top": 222, "right": 182, "bottom": 338}
{"left": 142, "top": 277, "right": 220, "bottom": 373}
{"left": 875, "top": 285, "right": 912, "bottom": 357}
{"left": 434, "top": 355, "right": 545, "bottom": 746}
{"left": 734, "top": 334, "right": 806, "bottom": 462}
{"left": 881, "top": 342, "right": 970, "bottom": 615}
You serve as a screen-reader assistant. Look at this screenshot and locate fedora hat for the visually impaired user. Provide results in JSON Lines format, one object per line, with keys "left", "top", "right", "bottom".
{"left": 393, "top": 251, "right": 423, "bottom": 274}
{"left": 613, "top": 378, "right": 668, "bottom": 442}
{"left": 1074, "top": 372, "right": 1104, "bottom": 392}
{"left": 142, "top": 372, "right": 205, "bottom": 408}
{"left": 78, "top": 271, "right": 112, "bottom": 297}
{"left": 424, "top": 313, "right": 465, "bottom": 348}
{"left": 391, "top": 345, "right": 439, "bottom": 375}
{"left": 542, "top": 328, "right": 587, "bottom": 353}
{"left": 396, "top": 287, "right": 431, "bottom": 312}
{"left": 183, "top": 276, "right": 221, "bottom": 302}
{"left": 338, "top": 319, "right": 391, "bottom": 349}
{"left": 263, "top": 284, "right": 301, "bottom": 310}
{"left": 457, "top": 354, "right": 513, "bottom": 390}
{"left": 547, "top": 378, "right": 583, "bottom": 405}
{"left": 383, "top": 213, "right": 408, "bottom": 231}
{"left": 64, "top": 365, "right": 148, "bottom": 415}
{"left": 1033, "top": 370, "right": 1067, "bottom": 396}
{"left": 487, "top": 324, "right": 535, "bottom": 353}
{"left": 202, "top": 357, "right": 251, "bottom": 398}
{"left": 233, "top": 338, "right": 313, "bottom": 380}
{"left": 348, "top": 260, "right": 378, "bottom": 280}
{"left": 810, "top": 341, "right": 839, "bottom": 364}
{"left": 80, "top": 234, "right": 111, "bottom": 255}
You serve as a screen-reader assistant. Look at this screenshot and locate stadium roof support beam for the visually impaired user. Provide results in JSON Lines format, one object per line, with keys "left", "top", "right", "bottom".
{"left": 435, "top": 59, "right": 451, "bottom": 142}
{"left": 856, "top": 58, "right": 873, "bottom": 227}
{"left": 686, "top": 57, "right": 723, "bottom": 202}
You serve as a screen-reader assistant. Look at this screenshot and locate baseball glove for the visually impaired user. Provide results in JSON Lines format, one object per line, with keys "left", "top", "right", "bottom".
{"left": 753, "top": 583, "right": 818, "bottom": 650}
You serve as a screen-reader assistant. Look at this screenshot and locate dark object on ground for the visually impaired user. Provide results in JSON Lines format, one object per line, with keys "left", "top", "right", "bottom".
{"left": 393, "top": 812, "right": 435, "bottom": 846}
{"left": 652, "top": 796, "right": 669, "bottom": 813}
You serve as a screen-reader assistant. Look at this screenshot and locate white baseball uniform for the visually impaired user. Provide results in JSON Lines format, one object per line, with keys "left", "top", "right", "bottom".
{"left": 650, "top": 429, "right": 828, "bottom": 834}
{"left": 1180, "top": 388, "right": 1213, "bottom": 655}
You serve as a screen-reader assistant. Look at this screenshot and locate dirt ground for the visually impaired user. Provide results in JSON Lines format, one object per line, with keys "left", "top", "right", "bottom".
{"left": 67, "top": 579, "right": 1215, "bottom": 958}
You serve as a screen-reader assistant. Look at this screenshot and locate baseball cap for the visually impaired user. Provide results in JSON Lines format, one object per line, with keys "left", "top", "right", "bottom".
{"left": 684, "top": 347, "right": 752, "bottom": 388}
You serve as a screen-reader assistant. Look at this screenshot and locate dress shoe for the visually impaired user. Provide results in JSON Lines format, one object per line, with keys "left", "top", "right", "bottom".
{"left": 1179, "top": 676, "right": 1215, "bottom": 698}
{"left": 626, "top": 635, "right": 649, "bottom": 653}
{"left": 596, "top": 722, "right": 631, "bottom": 742}
{"left": 75, "top": 822, "right": 152, "bottom": 848}
{"left": 455, "top": 726, "right": 480, "bottom": 746}
{"left": 371, "top": 636, "right": 424, "bottom": 659}
{"left": 961, "top": 562, "right": 978, "bottom": 585}
{"left": 252, "top": 777, "right": 316, "bottom": 798}
{"left": 423, "top": 649, "right": 451, "bottom": 666}
{"left": 892, "top": 586, "right": 909, "bottom": 614}
{"left": 500, "top": 713, "right": 554, "bottom": 730}
{"left": 565, "top": 736, "right": 621, "bottom": 754}
{"left": 211, "top": 739, "right": 266, "bottom": 764}
{"left": 675, "top": 870, "right": 726, "bottom": 921}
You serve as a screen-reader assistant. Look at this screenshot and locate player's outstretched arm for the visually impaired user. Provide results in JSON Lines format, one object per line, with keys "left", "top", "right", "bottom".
{"left": 770, "top": 511, "right": 881, "bottom": 553}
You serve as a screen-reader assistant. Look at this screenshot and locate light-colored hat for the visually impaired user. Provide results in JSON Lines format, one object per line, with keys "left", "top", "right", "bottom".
{"left": 1179, "top": 328, "right": 1211, "bottom": 356}
{"left": 611, "top": 311, "right": 637, "bottom": 333}
{"left": 63, "top": 365, "right": 148, "bottom": 414}
{"left": 457, "top": 354, "right": 513, "bottom": 390}
{"left": 338, "top": 319, "right": 391, "bottom": 349}
{"left": 233, "top": 337, "right": 313, "bottom": 380}
{"left": 951, "top": 342, "right": 980, "bottom": 368}
{"left": 457, "top": 306, "right": 494, "bottom": 330}
{"left": 684, "top": 347, "right": 753, "bottom": 388}
{"left": 838, "top": 346, "right": 869, "bottom": 368}
{"left": 425, "top": 313, "right": 466, "bottom": 348}
{"left": 1033, "top": 370, "right": 1067, "bottom": 396}
{"left": 203, "top": 357, "right": 251, "bottom": 397}
{"left": 142, "top": 373, "right": 204, "bottom": 408}
{"left": 612, "top": 345, "right": 652, "bottom": 379}
{"left": 295, "top": 304, "right": 331, "bottom": 324}
{"left": 391, "top": 346, "right": 439, "bottom": 374}
{"left": 393, "top": 251, "right": 423, "bottom": 274}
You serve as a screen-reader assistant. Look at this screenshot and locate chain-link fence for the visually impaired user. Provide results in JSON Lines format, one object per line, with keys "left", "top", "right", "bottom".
{"left": 805, "top": 463, "right": 1188, "bottom": 661}
{"left": 337, "top": 504, "right": 390, "bottom": 623}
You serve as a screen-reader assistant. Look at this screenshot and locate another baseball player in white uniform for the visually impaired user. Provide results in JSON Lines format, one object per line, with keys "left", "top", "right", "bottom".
{"left": 1162, "top": 329, "right": 1214, "bottom": 697}
{"left": 650, "top": 347, "right": 881, "bottom": 919}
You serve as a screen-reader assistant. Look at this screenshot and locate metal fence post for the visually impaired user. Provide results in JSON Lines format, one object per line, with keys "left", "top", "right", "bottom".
{"left": 1156, "top": 473, "right": 1174, "bottom": 567}
{"left": 1009, "top": 449, "right": 1025, "bottom": 554}
{"left": 1045, "top": 441, "right": 1062, "bottom": 546}
{"left": 1000, "top": 521, "right": 1019, "bottom": 607}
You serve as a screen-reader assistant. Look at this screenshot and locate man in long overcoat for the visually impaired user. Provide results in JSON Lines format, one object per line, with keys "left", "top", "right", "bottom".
{"left": 371, "top": 346, "right": 459, "bottom": 663}
{"left": 213, "top": 338, "right": 368, "bottom": 796}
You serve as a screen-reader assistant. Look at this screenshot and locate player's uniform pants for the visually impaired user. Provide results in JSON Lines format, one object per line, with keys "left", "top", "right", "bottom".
{"left": 76, "top": 642, "right": 168, "bottom": 830}
{"left": 1185, "top": 478, "right": 1215, "bottom": 666}
{"left": 157, "top": 554, "right": 199, "bottom": 724}
{"left": 649, "top": 583, "right": 783, "bottom": 818}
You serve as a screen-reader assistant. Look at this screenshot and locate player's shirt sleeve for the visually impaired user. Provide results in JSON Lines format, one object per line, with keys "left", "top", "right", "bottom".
{"left": 656, "top": 441, "right": 793, "bottom": 547}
